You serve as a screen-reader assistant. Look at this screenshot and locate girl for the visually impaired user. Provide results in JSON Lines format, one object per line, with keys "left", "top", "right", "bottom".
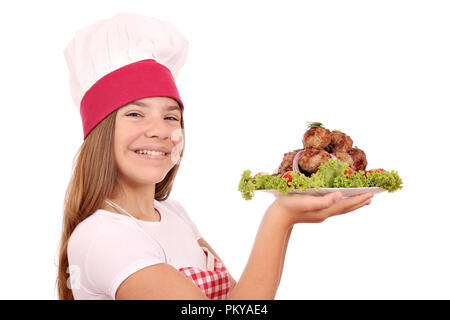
{"left": 57, "top": 13, "right": 373, "bottom": 300}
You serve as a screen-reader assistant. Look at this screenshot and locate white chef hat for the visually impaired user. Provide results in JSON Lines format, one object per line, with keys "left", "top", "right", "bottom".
{"left": 64, "top": 12, "right": 189, "bottom": 139}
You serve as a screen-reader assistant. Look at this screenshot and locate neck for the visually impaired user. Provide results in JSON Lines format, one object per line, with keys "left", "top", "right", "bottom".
{"left": 103, "top": 180, "right": 159, "bottom": 221}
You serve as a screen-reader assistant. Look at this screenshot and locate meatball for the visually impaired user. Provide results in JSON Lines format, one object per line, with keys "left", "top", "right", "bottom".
{"left": 334, "top": 151, "right": 354, "bottom": 169}
{"left": 278, "top": 150, "right": 299, "bottom": 176}
{"left": 298, "top": 148, "right": 331, "bottom": 174}
{"left": 302, "top": 127, "right": 332, "bottom": 149}
{"left": 330, "top": 131, "right": 353, "bottom": 152}
{"left": 348, "top": 147, "right": 367, "bottom": 171}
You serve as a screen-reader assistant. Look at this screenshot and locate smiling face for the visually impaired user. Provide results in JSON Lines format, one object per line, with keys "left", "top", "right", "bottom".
{"left": 113, "top": 96, "right": 184, "bottom": 188}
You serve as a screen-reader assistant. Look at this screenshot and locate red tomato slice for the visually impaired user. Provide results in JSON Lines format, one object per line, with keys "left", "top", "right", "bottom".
{"left": 282, "top": 171, "right": 301, "bottom": 187}
{"left": 365, "top": 168, "right": 386, "bottom": 177}
{"left": 344, "top": 168, "right": 355, "bottom": 177}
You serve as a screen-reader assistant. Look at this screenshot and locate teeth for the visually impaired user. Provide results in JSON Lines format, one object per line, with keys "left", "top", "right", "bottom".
{"left": 136, "top": 150, "right": 166, "bottom": 156}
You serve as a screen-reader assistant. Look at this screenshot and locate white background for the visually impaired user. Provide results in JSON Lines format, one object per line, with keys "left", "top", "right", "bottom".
{"left": 0, "top": 0, "right": 449, "bottom": 299}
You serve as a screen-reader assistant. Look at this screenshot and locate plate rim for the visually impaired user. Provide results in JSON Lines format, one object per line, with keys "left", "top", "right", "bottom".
{"left": 259, "top": 187, "right": 386, "bottom": 197}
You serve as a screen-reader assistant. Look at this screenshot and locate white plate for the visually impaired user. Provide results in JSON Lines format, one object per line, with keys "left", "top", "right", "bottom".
{"left": 260, "top": 187, "right": 386, "bottom": 198}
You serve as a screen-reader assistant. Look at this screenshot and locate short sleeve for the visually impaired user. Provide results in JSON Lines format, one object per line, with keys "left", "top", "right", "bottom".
{"left": 82, "top": 220, "right": 165, "bottom": 299}
{"left": 168, "top": 199, "right": 202, "bottom": 240}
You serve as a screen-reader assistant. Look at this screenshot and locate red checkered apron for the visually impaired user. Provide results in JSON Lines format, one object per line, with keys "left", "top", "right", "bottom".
{"left": 178, "top": 247, "right": 231, "bottom": 300}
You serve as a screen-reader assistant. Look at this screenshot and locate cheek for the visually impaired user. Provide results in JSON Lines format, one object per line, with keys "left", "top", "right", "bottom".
{"left": 113, "top": 146, "right": 127, "bottom": 173}
{"left": 113, "top": 130, "right": 134, "bottom": 167}
{"left": 170, "top": 127, "right": 184, "bottom": 146}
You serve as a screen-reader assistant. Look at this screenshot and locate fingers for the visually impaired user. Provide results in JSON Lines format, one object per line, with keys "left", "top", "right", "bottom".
{"left": 332, "top": 195, "right": 372, "bottom": 216}
{"left": 275, "top": 191, "right": 373, "bottom": 224}
{"left": 279, "top": 191, "right": 342, "bottom": 213}
{"left": 317, "top": 192, "right": 373, "bottom": 218}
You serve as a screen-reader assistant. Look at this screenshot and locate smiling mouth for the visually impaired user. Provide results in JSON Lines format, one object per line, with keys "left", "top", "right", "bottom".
{"left": 134, "top": 150, "right": 168, "bottom": 156}
{"left": 133, "top": 150, "right": 169, "bottom": 161}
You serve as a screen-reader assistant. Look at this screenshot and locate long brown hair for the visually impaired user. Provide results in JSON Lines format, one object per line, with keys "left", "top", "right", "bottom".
{"left": 56, "top": 107, "right": 185, "bottom": 299}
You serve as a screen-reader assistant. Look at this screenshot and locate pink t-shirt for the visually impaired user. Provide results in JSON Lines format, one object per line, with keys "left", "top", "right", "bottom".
{"left": 67, "top": 198, "right": 205, "bottom": 300}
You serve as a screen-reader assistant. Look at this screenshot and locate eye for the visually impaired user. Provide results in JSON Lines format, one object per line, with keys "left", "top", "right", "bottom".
{"left": 126, "top": 112, "right": 142, "bottom": 118}
{"left": 126, "top": 113, "right": 179, "bottom": 121}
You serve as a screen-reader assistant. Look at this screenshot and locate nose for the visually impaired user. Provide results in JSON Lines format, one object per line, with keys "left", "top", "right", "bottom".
{"left": 143, "top": 117, "right": 171, "bottom": 140}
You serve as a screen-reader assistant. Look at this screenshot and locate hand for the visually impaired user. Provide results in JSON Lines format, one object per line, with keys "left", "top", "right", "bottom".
{"left": 269, "top": 191, "right": 373, "bottom": 226}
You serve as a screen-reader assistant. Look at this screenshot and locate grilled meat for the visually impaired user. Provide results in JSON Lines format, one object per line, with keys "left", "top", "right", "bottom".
{"left": 334, "top": 150, "right": 354, "bottom": 169}
{"left": 274, "top": 123, "right": 368, "bottom": 177}
{"left": 298, "top": 148, "right": 331, "bottom": 174}
{"left": 278, "top": 150, "right": 299, "bottom": 176}
{"left": 330, "top": 131, "right": 353, "bottom": 152}
{"left": 302, "top": 127, "right": 332, "bottom": 149}
{"left": 348, "top": 147, "right": 367, "bottom": 171}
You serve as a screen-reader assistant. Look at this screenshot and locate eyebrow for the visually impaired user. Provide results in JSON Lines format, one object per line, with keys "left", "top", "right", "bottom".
{"left": 129, "top": 101, "right": 181, "bottom": 112}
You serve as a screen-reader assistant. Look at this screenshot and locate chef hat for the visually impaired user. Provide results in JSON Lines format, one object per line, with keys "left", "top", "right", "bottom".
{"left": 64, "top": 12, "right": 188, "bottom": 139}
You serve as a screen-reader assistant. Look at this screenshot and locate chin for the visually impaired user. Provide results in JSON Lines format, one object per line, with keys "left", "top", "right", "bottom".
{"left": 134, "top": 170, "right": 170, "bottom": 184}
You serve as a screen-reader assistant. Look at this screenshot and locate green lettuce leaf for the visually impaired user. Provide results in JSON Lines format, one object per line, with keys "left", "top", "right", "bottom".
{"left": 311, "top": 158, "right": 349, "bottom": 188}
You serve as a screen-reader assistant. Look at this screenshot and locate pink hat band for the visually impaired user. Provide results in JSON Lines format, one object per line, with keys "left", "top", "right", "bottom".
{"left": 80, "top": 59, "right": 184, "bottom": 140}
